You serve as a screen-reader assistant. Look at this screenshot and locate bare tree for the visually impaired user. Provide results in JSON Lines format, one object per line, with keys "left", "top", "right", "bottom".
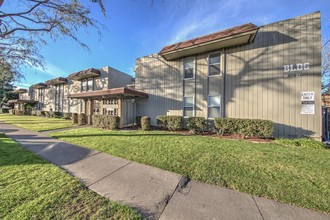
{"left": 0, "top": 0, "right": 106, "bottom": 83}
{"left": 322, "top": 39, "right": 330, "bottom": 93}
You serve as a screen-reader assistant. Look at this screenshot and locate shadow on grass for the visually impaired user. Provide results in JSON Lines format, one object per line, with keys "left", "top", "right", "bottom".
{"left": 51, "top": 133, "right": 183, "bottom": 138}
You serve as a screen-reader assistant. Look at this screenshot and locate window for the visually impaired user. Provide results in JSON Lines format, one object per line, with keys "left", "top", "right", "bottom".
{"left": 81, "top": 78, "right": 93, "bottom": 92}
{"left": 208, "top": 52, "right": 221, "bottom": 76}
{"left": 208, "top": 95, "right": 221, "bottom": 118}
{"left": 183, "top": 96, "right": 194, "bottom": 117}
{"left": 55, "top": 84, "right": 62, "bottom": 112}
{"left": 184, "top": 57, "right": 195, "bottom": 79}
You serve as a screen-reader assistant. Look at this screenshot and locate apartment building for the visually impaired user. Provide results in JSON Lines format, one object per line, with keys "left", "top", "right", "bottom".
{"left": 10, "top": 66, "right": 147, "bottom": 127}
{"left": 134, "top": 12, "right": 321, "bottom": 139}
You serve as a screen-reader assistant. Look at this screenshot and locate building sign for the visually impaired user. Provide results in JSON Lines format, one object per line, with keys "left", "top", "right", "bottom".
{"left": 301, "top": 91, "right": 315, "bottom": 115}
{"left": 284, "top": 63, "right": 309, "bottom": 72}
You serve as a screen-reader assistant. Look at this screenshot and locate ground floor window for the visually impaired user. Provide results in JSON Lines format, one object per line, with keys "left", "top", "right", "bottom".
{"left": 103, "top": 98, "right": 119, "bottom": 116}
{"left": 93, "top": 100, "right": 101, "bottom": 115}
{"left": 183, "top": 96, "right": 194, "bottom": 117}
{"left": 208, "top": 95, "right": 221, "bottom": 118}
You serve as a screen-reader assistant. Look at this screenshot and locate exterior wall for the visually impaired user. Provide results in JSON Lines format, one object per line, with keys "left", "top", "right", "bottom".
{"left": 134, "top": 12, "right": 322, "bottom": 139}
{"left": 107, "top": 66, "right": 133, "bottom": 89}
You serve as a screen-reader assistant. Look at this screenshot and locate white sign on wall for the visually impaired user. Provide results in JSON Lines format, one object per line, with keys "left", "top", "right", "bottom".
{"left": 284, "top": 63, "right": 310, "bottom": 72}
{"left": 301, "top": 91, "right": 315, "bottom": 101}
{"left": 301, "top": 91, "right": 315, "bottom": 115}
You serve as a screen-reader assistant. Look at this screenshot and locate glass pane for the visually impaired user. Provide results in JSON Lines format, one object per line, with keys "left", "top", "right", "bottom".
{"left": 208, "top": 107, "right": 221, "bottom": 118}
{"left": 184, "top": 58, "right": 194, "bottom": 69}
{"left": 185, "top": 68, "right": 194, "bottom": 78}
{"left": 209, "top": 96, "right": 220, "bottom": 107}
{"left": 184, "top": 107, "right": 193, "bottom": 117}
{"left": 209, "top": 53, "right": 220, "bottom": 64}
{"left": 184, "top": 97, "right": 194, "bottom": 107}
{"left": 209, "top": 64, "right": 220, "bottom": 76}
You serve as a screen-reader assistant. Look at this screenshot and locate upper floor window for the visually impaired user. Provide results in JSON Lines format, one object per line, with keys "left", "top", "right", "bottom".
{"left": 208, "top": 52, "right": 221, "bottom": 76}
{"left": 183, "top": 96, "right": 194, "bottom": 117}
{"left": 81, "top": 78, "right": 93, "bottom": 92}
{"left": 184, "top": 57, "right": 195, "bottom": 79}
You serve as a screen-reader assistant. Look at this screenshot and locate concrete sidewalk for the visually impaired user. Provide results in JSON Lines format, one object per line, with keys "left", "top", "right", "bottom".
{"left": 1, "top": 121, "right": 329, "bottom": 220}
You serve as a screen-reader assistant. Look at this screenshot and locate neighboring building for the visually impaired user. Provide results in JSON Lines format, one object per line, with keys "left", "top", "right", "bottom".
{"left": 10, "top": 66, "right": 147, "bottom": 127}
{"left": 134, "top": 12, "right": 322, "bottom": 139}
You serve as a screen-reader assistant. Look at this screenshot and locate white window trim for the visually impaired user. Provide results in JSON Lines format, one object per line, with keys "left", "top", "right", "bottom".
{"left": 183, "top": 96, "right": 195, "bottom": 117}
{"left": 183, "top": 57, "right": 195, "bottom": 80}
{"left": 208, "top": 51, "right": 222, "bottom": 77}
{"left": 207, "top": 95, "right": 221, "bottom": 119}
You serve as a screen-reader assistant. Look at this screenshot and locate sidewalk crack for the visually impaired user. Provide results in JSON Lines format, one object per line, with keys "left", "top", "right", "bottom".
{"left": 252, "top": 196, "right": 265, "bottom": 220}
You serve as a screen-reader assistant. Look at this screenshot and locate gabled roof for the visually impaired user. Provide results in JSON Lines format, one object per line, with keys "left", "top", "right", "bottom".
{"left": 31, "top": 82, "right": 47, "bottom": 89}
{"left": 160, "top": 23, "right": 259, "bottom": 60}
{"left": 68, "top": 68, "right": 101, "bottom": 80}
{"left": 45, "top": 77, "right": 68, "bottom": 85}
{"left": 68, "top": 88, "right": 148, "bottom": 99}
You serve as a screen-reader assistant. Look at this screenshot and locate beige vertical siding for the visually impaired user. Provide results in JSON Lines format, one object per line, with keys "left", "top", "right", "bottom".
{"left": 135, "top": 12, "right": 321, "bottom": 139}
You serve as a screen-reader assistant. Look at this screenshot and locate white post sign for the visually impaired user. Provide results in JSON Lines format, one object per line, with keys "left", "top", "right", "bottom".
{"left": 301, "top": 91, "right": 315, "bottom": 115}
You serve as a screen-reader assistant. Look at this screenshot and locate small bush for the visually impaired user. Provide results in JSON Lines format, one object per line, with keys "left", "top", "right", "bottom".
{"left": 9, "top": 109, "right": 15, "bottom": 115}
{"left": 156, "top": 115, "right": 167, "bottom": 129}
{"left": 186, "top": 117, "right": 205, "bottom": 134}
{"left": 53, "top": 112, "right": 62, "bottom": 118}
{"left": 44, "top": 111, "right": 50, "bottom": 117}
{"left": 214, "top": 118, "right": 274, "bottom": 138}
{"left": 0, "top": 108, "right": 9, "bottom": 113}
{"left": 92, "top": 115, "right": 120, "bottom": 130}
{"left": 166, "top": 116, "right": 182, "bottom": 131}
{"left": 78, "top": 113, "right": 87, "bottom": 125}
{"left": 15, "top": 110, "right": 23, "bottom": 115}
{"left": 72, "top": 113, "right": 78, "bottom": 124}
{"left": 63, "top": 112, "right": 72, "bottom": 120}
{"left": 274, "top": 138, "right": 325, "bottom": 149}
{"left": 135, "top": 116, "right": 142, "bottom": 127}
{"left": 141, "top": 116, "right": 150, "bottom": 131}
{"left": 156, "top": 115, "right": 182, "bottom": 131}
{"left": 40, "top": 111, "right": 46, "bottom": 117}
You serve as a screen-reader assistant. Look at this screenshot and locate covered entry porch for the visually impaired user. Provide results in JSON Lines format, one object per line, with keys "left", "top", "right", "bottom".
{"left": 68, "top": 87, "right": 148, "bottom": 127}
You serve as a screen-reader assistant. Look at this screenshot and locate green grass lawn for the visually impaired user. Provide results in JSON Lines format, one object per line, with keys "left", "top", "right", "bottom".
{"left": 0, "top": 114, "right": 73, "bottom": 131}
{"left": 50, "top": 128, "right": 330, "bottom": 214}
{"left": 0, "top": 133, "right": 142, "bottom": 220}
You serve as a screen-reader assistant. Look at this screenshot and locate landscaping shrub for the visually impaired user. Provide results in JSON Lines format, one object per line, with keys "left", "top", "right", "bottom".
{"left": 214, "top": 118, "right": 274, "bottom": 138}
{"left": 156, "top": 115, "right": 182, "bottom": 131}
{"left": 166, "top": 116, "right": 182, "bottom": 131}
{"left": 156, "top": 115, "right": 167, "bottom": 129}
{"left": 53, "top": 111, "right": 62, "bottom": 118}
{"left": 135, "top": 116, "right": 142, "bottom": 127}
{"left": 9, "top": 109, "right": 15, "bottom": 115}
{"left": 44, "top": 111, "right": 50, "bottom": 117}
{"left": 31, "top": 110, "right": 36, "bottom": 116}
{"left": 78, "top": 113, "right": 87, "bottom": 125}
{"left": 92, "top": 115, "right": 120, "bottom": 130}
{"left": 63, "top": 112, "right": 72, "bottom": 120}
{"left": 15, "top": 110, "right": 23, "bottom": 115}
{"left": 274, "top": 138, "right": 326, "bottom": 149}
{"left": 186, "top": 117, "right": 205, "bottom": 134}
{"left": 0, "top": 108, "right": 9, "bottom": 113}
{"left": 40, "top": 111, "right": 46, "bottom": 117}
{"left": 141, "top": 116, "right": 150, "bottom": 131}
{"left": 72, "top": 113, "right": 78, "bottom": 124}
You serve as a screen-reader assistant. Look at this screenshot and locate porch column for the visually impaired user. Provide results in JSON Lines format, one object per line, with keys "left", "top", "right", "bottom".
{"left": 118, "top": 97, "right": 124, "bottom": 128}
{"left": 87, "top": 99, "right": 93, "bottom": 125}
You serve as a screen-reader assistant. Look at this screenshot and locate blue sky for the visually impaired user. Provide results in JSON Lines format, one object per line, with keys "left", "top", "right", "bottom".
{"left": 13, "top": 0, "right": 330, "bottom": 88}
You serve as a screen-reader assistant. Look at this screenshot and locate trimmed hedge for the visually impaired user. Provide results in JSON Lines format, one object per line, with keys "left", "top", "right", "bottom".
{"left": 53, "top": 111, "right": 62, "bottom": 118}
{"left": 135, "top": 116, "right": 142, "bottom": 127}
{"left": 0, "top": 108, "right": 9, "bottom": 113}
{"left": 141, "top": 116, "right": 150, "bottom": 131}
{"left": 63, "top": 112, "right": 72, "bottom": 120}
{"left": 44, "top": 111, "right": 51, "bottom": 117}
{"left": 78, "top": 113, "right": 87, "bottom": 125}
{"left": 186, "top": 117, "right": 205, "bottom": 134}
{"left": 9, "top": 109, "right": 15, "bottom": 115}
{"left": 214, "top": 118, "right": 274, "bottom": 138}
{"left": 92, "top": 115, "right": 120, "bottom": 130}
{"left": 15, "top": 110, "right": 23, "bottom": 115}
{"left": 156, "top": 115, "right": 183, "bottom": 131}
{"left": 40, "top": 111, "right": 46, "bottom": 117}
{"left": 72, "top": 113, "right": 78, "bottom": 124}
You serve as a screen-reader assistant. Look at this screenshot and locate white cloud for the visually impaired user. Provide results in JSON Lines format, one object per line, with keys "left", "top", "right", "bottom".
{"left": 14, "top": 82, "right": 31, "bottom": 88}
